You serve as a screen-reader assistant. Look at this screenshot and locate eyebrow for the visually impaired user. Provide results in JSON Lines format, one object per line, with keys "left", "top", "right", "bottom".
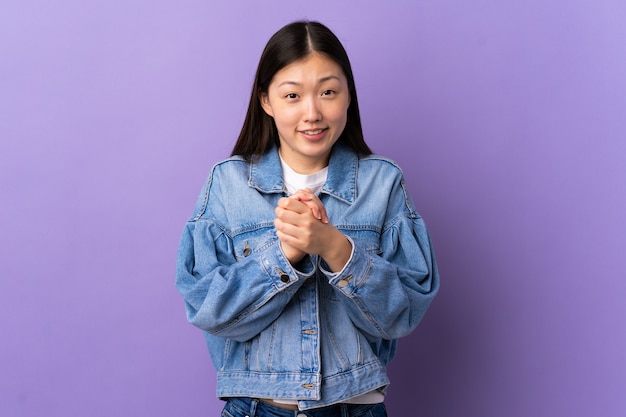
{"left": 277, "top": 75, "right": 342, "bottom": 88}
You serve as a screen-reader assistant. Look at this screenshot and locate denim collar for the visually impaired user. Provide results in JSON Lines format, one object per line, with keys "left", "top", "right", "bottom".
{"left": 249, "top": 144, "right": 358, "bottom": 204}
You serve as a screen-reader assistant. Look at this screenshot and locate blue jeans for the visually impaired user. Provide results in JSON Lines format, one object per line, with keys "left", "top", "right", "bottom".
{"left": 221, "top": 397, "right": 388, "bottom": 417}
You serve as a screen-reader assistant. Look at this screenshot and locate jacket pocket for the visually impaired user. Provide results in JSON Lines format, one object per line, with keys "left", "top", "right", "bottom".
{"left": 231, "top": 224, "right": 276, "bottom": 261}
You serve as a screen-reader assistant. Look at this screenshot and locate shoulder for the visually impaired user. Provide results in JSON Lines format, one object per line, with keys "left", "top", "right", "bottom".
{"left": 357, "top": 154, "right": 419, "bottom": 218}
{"left": 357, "top": 153, "right": 406, "bottom": 178}
{"left": 359, "top": 153, "right": 403, "bottom": 170}
{"left": 211, "top": 154, "right": 248, "bottom": 173}
{"left": 203, "top": 155, "right": 251, "bottom": 184}
{"left": 190, "top": 155, "right": 251, "bottom": 221}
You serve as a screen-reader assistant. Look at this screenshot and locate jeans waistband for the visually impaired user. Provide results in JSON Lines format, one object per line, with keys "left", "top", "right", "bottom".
{"left": 224, "top": 397, "right": 384, "bottom": 417}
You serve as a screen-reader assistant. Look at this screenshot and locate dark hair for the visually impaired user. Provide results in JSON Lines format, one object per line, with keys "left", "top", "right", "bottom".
{"left": 231, "top": 21, "right": 371, "bottom": 159}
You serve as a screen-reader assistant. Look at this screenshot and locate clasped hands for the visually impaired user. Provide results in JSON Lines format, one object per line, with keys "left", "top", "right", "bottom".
{"left": 274, "top": 188, "right": 351, "bottom": 272}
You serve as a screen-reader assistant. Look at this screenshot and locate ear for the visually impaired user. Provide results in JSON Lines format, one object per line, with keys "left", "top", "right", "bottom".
{"left": 259, "top": 92, "right": 274, "bottom": 117}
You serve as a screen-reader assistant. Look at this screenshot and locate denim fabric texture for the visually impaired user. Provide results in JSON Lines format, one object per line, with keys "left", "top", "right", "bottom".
{"left": 176, "top": 144, "right": 439, "bottom": 410}
{"left": 222, "top": 398, "right": 388, "bottom": 417}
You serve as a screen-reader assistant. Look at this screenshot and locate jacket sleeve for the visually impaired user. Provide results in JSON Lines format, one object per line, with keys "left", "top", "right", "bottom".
{"left": 176, "top": 169, "right": 314, "bottom": 342}
{"left": 319, "top": 175, "right": 440, "bottom": 341}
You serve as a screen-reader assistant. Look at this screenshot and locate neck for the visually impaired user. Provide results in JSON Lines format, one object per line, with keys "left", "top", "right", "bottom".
{"left": 278, "top": 148, "right": 329, "bottom": 174}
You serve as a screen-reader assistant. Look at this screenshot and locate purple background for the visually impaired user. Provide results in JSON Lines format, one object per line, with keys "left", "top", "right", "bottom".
{"left": 2, "top": 1, "right": 625, "bottom": 416}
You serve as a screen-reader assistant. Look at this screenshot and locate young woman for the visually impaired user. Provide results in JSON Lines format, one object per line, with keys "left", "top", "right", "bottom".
{"left": 176, "top": 21, "right": 440, "bottom": 417}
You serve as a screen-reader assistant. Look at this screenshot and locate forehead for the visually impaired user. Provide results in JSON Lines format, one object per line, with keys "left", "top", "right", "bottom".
{"left": 271, "top": 52, "right": 346, "bottom": 86}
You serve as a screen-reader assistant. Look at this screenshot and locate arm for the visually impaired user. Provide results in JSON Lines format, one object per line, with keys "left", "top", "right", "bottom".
{"left": 176, "top": 172, "right": 314, "bottom": 342}
{"left": 320, "top": 216, "right": 439, "bottom": 340}
{"left": 319, "top": 178, "right": 440, "bottom": 340}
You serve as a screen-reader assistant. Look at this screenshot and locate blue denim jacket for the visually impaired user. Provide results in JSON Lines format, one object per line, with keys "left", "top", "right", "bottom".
{"left": 176, "top": 144, "right": 439, "bottom": 410}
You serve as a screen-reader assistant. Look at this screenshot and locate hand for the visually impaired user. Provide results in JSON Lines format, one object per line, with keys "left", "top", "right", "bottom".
{"left": 289, "top": 188, "right": 329, "bottom": 224}
{"left": 274, "top": 191, "right": 351, "bottom": 272}
{"left": 276, "top": 189, "right": 320, "bottom": 264}
{"left": 276, "top": 189, "right": 328, "bottom": 264}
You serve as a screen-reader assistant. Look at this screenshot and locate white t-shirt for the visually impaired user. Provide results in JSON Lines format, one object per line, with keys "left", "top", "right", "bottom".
{"left": 280, "top": 155, "right": 328, "bottom": 196}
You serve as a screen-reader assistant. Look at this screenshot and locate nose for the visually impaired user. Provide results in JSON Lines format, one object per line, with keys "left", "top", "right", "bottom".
{"left": 303, "top": 97, "right": 322, "bottom": 123}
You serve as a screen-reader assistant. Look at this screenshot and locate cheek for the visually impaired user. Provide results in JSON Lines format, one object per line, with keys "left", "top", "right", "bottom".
{"left": 330, "top": 95, "right": 350, "bottom": 116}
{"left": 329, "top": 102, "right": 349, "bottom": 126}
{"left": 272, "top": 106, "right": 300, "bottom": 126}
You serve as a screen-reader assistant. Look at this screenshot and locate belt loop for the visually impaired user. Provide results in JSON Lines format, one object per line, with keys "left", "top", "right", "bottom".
{"left": 340, "top": 403, "right": 349, "bottom": 417}
{"left": 249, "top": 398, "right": 259, "bottom": 417}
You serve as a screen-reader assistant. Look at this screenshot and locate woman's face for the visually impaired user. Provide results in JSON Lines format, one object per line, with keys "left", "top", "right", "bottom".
{"left": 261, "top": 52, "right": 350, "bottom": 174}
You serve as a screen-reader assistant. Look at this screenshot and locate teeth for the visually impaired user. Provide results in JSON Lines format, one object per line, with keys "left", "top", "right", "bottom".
{"left": 304, "top": 129, "right": 324, "bottom": 135}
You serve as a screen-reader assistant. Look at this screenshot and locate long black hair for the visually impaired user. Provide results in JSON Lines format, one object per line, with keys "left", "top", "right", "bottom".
{"left": 231, "top": 21, "right": 371, "bottom": 159}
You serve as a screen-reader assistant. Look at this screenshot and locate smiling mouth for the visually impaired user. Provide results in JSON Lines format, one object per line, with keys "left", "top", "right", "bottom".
{"left": 301, "top": 128, "right": 326, "bottom": 135}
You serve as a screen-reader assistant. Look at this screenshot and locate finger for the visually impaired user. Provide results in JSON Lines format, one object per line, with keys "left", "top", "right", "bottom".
{"left": 290, "top": 188, "right": 314, "bottom": 200}
{"left": 289, "top": 192, "right": 322, "bottom": 220}
{"left": 275, "top": 206, "right": 320, "bottom": 239}
{"left": 275, "top": 205, "right": 310, "bottom": 227}
{"left": 317, "top": 202, "right": 329, "bottom": 224}
{"left": 274, "top": 218, "right": 307, "bottom": 248}
{"left": 303, "top": 199, "right": 323, "bottom": 220}
{"left": 301, "top": 189, "right": 329, "bottom": 217}
{"left": 301, "top": 191, "right": 329, "bottom": 224}
{"left": 278, "top": 197, "right": 312, "bottom": 216}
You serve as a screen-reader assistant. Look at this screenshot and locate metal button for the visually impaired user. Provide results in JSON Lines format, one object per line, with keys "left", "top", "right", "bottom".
{"left": 276, "top": 267, "right": 290, "bottom": 283}
{"left": 337, "top": 275, "right": 353, "bottom": 288}
{"left": 243, "top": 241, "right": 251, "bottom": 257}
{"left": 301, "top": 383, "right": 315, "bottom": 389}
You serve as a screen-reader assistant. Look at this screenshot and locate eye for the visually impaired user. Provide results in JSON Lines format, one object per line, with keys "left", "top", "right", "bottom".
{"left": 321, "top": 90, "right": 335, "bottom": 96}
{"left": 285, "top": 93, "right": 299, "bottom": 99}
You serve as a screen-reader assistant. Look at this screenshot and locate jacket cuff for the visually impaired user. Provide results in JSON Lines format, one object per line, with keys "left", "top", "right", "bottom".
{"left": 319, "top": 236, "right": 369, "bottom": 295}
{"left": 260, "top": 241, "right": 315, "bottom": 291}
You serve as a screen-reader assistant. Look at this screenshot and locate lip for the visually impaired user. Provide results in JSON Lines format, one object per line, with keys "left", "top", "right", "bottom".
{"left": 298, "top": 127, "right": 328, "bottom": 141}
